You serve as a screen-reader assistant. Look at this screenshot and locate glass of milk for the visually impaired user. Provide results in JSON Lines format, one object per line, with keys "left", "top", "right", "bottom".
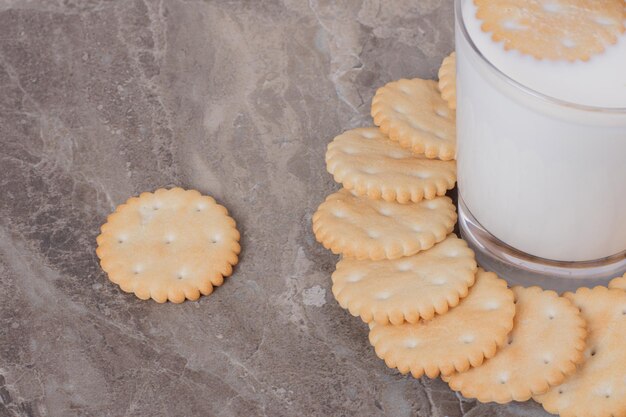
{"left": 455, "top": 0, "right": 626, "bottom": 291}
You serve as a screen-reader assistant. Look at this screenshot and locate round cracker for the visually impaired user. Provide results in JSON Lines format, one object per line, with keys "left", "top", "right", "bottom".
{"left": 445, "top": 286, "right": 587, "bottom": 404}
{"left": 312, "top": 189, "right": 457, "bottom": 261}
{"left": 608, "top": 273, "right": 626, "bottom": 291}
{"left": 535, "top": 287, "right": 626, "bottom": 417}
{"left": 474, "top": 0, "right": 625, "bottom": 61}
{"left": 371, "top": 78, "right": 456, "bottom": 161}
{"left": 332, "top": 234, "right": 477, "bottom": 325}
{"left": 325, "top": 128, "right": 456, "bottom": 203}
{"left": 96, "top": 188, "right": 241, "bottom": 303}
{"left": 438, "top": 52, "right": 456, "bottom": 110}
{"left": 368, "top": 269, "right": 515, "bottom": 378}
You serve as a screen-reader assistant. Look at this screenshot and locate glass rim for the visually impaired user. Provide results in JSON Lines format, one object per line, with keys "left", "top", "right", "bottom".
{"left": 455, "top": 0, "right": 626, "bottom": 114}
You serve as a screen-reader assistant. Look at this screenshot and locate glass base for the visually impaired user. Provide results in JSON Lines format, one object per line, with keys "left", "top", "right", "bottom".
{"left": 458, "top": 196, "right": 626, "bottom": 292}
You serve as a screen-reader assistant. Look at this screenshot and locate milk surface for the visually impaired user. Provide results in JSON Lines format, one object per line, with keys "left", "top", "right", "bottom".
{"left": 456, "top": 0, "right": 626, "bottom": 262}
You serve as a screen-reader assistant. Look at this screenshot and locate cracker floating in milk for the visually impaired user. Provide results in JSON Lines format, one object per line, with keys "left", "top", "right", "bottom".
{"left": 474, "top": 0, "right": 625, "bottom": 61}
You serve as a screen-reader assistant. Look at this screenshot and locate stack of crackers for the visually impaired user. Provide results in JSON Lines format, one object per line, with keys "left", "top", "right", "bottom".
{"left": 312, "top": 54, "right": 626, "bottom": 417}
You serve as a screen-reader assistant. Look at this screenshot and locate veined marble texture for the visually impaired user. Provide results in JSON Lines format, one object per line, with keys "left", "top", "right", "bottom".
{"left": 0, "top": 1, "right": 550, "bottom": 416}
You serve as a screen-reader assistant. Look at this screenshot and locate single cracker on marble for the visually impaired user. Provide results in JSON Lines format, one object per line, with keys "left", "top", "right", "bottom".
{"left": 368, "top": 269, "right": 515, "bottom": 379}
{"left": 445, "top": 286, "right": 587, "bottom": 404}
{"left": 312, "top": 189, "right": 456, "bottom": 261}
{"left": 371, "top": 78, "right": 456, "bottom": 160}
{"left": 534, "top": 287, "right": 626, "bottom": 417}
{"left": 325, "top": 127, "right": 456, "bottom": 203}
{"left": 438, "top": 52, "right": 456, "bottom": 110}
{"left": 96, "top": 187, "right": 241, "bottom": 303}
{"left": 474, "top": 0, "right": 625, "bottom": 61}
{"left": 608, "top": 273, "right": 626, "bottom": 291}
{"left": 332, "top": 234, "right": 477, "bottom": 325}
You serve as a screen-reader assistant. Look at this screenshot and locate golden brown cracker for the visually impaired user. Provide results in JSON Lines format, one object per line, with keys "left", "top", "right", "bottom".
{"left": 371, "top": 78, "right": 456, "bottom": 160}
{"left": 438, "top": 52, "right": 456, "bottom": 110}
{"left": 535, "top": 286, "right": 626, "bottom": 417}
{"left": 368, "top": 269, "right": 515, "bottom": 378}
{"left": 446, "top": 286, "right": 586, "bottom": 403}
{"left": 96, "top": 188, "right": 241, "bottom": 303}
{"left": 325, "top": 127, "right": 456, "bottom": 203}
{"left": 332, "top": 234, "right": 477, "bottom": 325}
{"left": 312, "top": 189, "right": 456, "bottom": 260}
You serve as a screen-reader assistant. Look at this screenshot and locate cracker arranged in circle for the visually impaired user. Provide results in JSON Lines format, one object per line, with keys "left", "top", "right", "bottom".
{"left": 445, "top": 286, "right": 587, "bottom": 404}
{"left": 535, "top": 287, "right": 626, "bottom": 417}
{"left": 608, "top": 273, "right": 626, "bottom": 291}
{"left": 368, "top": 269, "right": 515, "bottom": 378}
{"left": 312, "top": 189, "right": 456, "bottom": 261}
{"left": 474, "top": 0, "right": 626, "bottom": 61}
{"left": 96, "top": 188, "right": 241, "bottom": 303}
{"left": 438, "top": 52, "right": 456, "bottom": 110}
{"left": 332, "top": 234, "right": 477, "bottom": 325}
{"left": 325, "top": 128, "right": 456, "bottom": 203}
{"left": 371, "top": 78, "right": 456, "bottom": 160}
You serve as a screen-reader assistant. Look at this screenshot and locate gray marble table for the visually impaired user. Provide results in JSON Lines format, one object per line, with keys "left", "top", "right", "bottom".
{"left": 0, "top": 1, "right": 551, "bottom": 416}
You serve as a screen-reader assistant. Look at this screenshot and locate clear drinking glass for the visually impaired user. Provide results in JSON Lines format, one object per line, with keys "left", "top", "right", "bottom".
{"left": 454, "top": 0, "right": 626, "bottom": 291}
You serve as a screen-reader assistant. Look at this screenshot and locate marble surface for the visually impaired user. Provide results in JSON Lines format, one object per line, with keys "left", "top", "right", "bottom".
{"left": 0, "top": 1, "right": 552, "bottom": 416}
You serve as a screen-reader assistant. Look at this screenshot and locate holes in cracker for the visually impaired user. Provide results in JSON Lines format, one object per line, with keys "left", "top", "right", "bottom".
{"left": 432, "top": 277, "right": 447, "bottom": 286}
{"left": 361, "top": 167, "right": 378, "bottom": 175}
{"left": 117, "top": 236, "right": 127, "bottom": 244}
{"left": 343, "top": 147, "right": 359, "bottom": 155}
{"left": 460, "top": 334, "right": 475, "bottom": 344}
{"left": 409, "top": 121, "right": 425, "bottom": 131}
{"left": 507, "top": 336, "right": 514, "bottom": 345}
{"left": 425, "top": 200, "right": 440, "bottom": 210}
{"left": 392, "top": 104, "right": 407, "bottom": 114}
{"left": 378, "top": 208, "right": 392, "bottom": 217}
{"left": 404, "top": 339, "right": 420, "bottom": 349}
{"left": 196, "top": 203, "right": 207, "bottom": 212}
{"left": 361, "top": 130, "right": 377, "bottom": 140}
{"left": 333, "top": 210, "right": 347, "bottom": 219}
{"left": 434, "top": 131, "right": 447, "bottom": 140}
{"left": 411, "top": 225, "right": 423, "bottom": 233}
{"left": 367, "top": 230, "right": 381, "bottom": 239}
{"left": 561, "top": 38, "right": 577, "bottom": 49}
{"left": 133, "top": 265, "right": 143, "bottom": 275}
{"left": 595, "top": 16, "right": 615, "bottom": 26}
{"left": 388, "top": 150, "right": 408, "bottom": 159}
{"left": 542, "top": 3, "right": 561, "bottom": 13}
{"left": 398, "top": 85, "right": 412, "bottom": 95}
{"left": 176, "top": 271, "right": 186, "bottom": 280}
{"left": 165, "top": 234, "right": 175, "bottom": 244}
{"left": 435, "top": 108, "right": 449, "bottom": 118}
{"left": 397, "top": 262, "right": 412, "bottom": 272}
{"left": 211, "top": 234, "right": 221, "bottom": 244}
{"left": 484, "top": 300, "right": 500, "bottom": 311}
{"left": 347, "top": 273, "right": 364, "bottom": 283}
{"left": 498, "top": 374, "right": 509, "bottom": 385}
{"left": 547, "top": 310, "right": 556, "bottom": 320}
{"left": 412, "top": 171, "right": 431, "bottom": 180}
{"left": 502, "top": 19, "right": 526, "bottom": 31}
{"left": 601, "top": 387, "right": 613, "bottom": 399}
{"left": 376, "top": 292, "right": 392, "bottom": 301}
{"left": 152, "top": 202, "right": 162, "bottom": 211}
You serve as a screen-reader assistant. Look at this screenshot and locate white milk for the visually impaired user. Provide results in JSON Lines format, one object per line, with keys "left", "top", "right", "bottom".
{"left": 456, "top": 0, "right": 626, "bottom": 262}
